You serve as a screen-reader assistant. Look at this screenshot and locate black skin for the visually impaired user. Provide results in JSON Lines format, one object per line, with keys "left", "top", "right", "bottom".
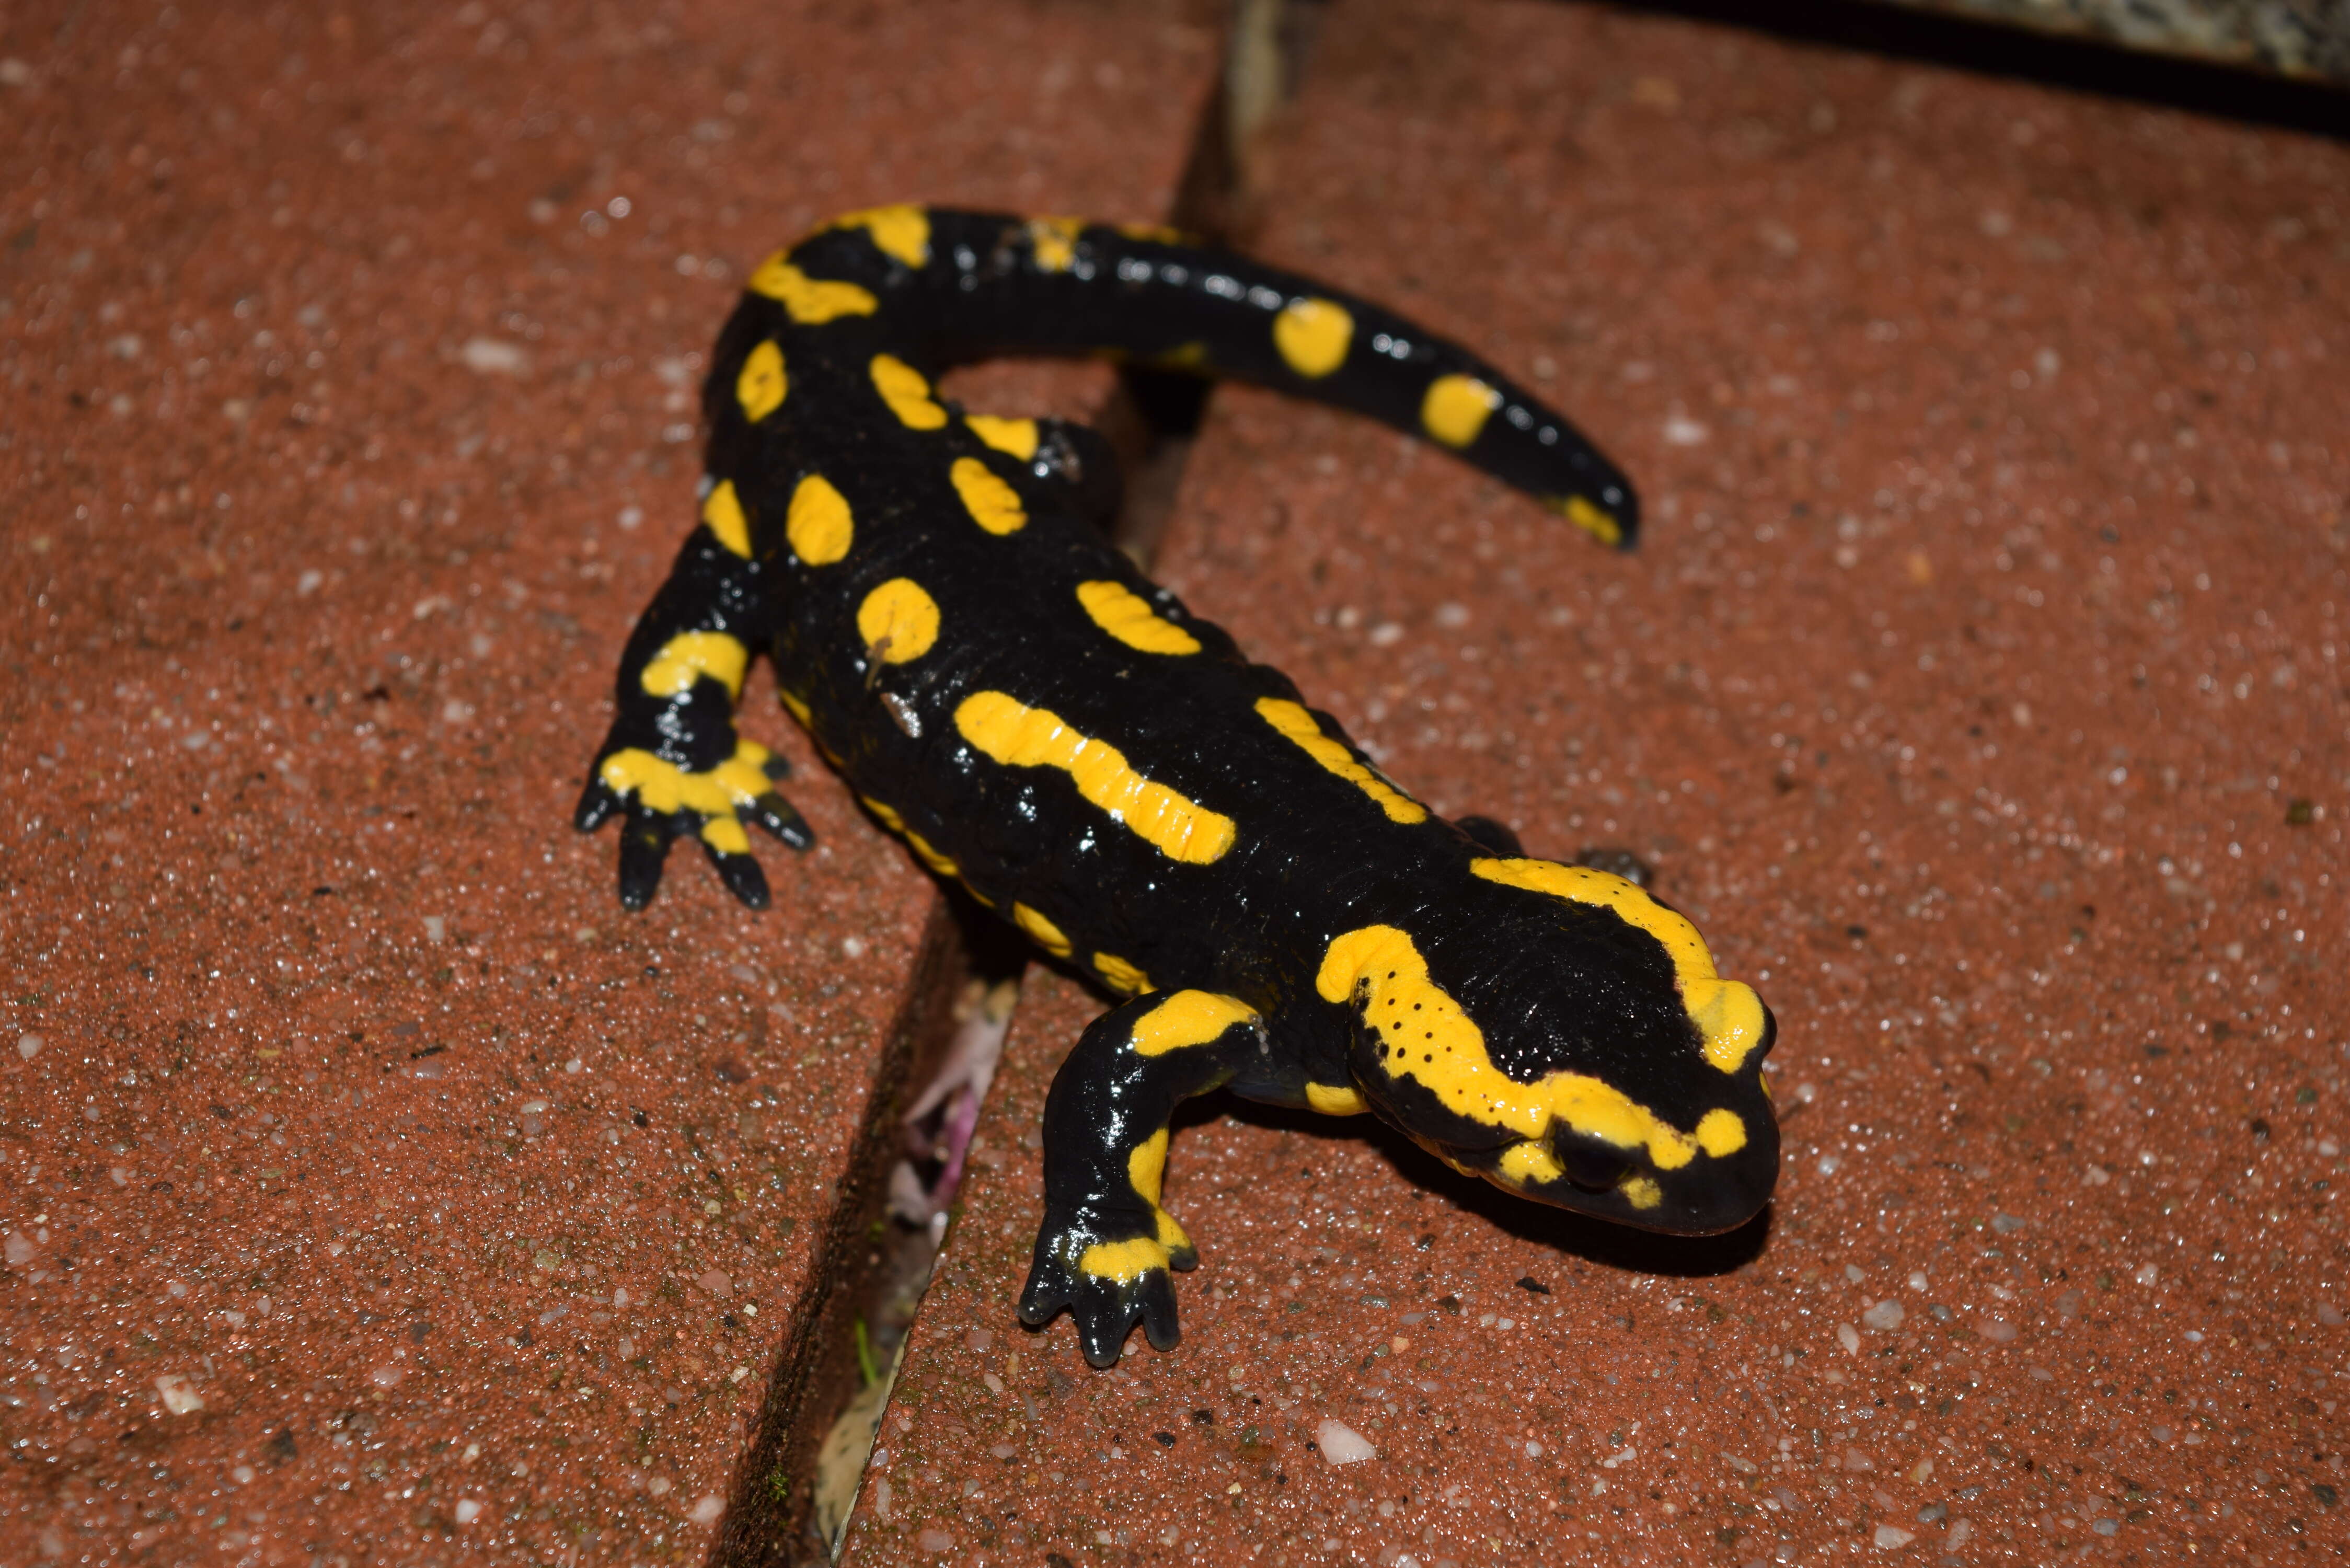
{"left": 578, "top": 209, "right": 1776, "bottom": 1367}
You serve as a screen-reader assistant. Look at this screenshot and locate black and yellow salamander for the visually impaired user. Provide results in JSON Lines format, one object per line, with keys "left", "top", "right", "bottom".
{"left": 576, "top": 206, "right": 1778, "bottom": 1367}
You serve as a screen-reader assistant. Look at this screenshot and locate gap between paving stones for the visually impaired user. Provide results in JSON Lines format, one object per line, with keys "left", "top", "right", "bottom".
{"left": 722, "top": 8, "right": 1327, "bottom": 1557}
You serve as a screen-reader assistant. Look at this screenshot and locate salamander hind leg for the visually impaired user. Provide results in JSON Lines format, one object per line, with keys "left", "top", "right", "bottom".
{"left": 574, "top": 495, "right": 812, "bottom": 910}
{"left": 1018, "top": 990, "right": 1267, "bottom": 1367}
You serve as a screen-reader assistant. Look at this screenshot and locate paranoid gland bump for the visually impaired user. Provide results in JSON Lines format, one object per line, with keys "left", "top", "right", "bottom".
{"left": 951, "top": 456, "right": 1027, "bottom": 535}
{"left": 1077, "top": 581, "right": 1200, "bottom": 655}
{"left": 640, "top": 631, "right": 750, "bottom": 699}
{"left": 737, "top": 341, "right": 787, "bottom": 422}
{"left": 1273, "top": 297, "right": 1353, "bottom": 379}
{"left": 786, "top": 474, "right": 853, "bottom": 566}
{"left": 1468, "top": 857, "right": 1766, "bottom": 1075}
{"left": 701, "top": 479, "right": 752, "bottom": 557}
{"left": 1317, "top": 924, "right": 1729, "bottom": 1172}
{"left": 1255, "top": 698, "right": 1425, "bottom": 823}
{"left": 1421, "top": 373, "right": 1500, "bottom": 448}
{"left": 965, "top": 415, "right": 1040, "bottom": 462}
{"left": 954, "top": 692, "right": 1236, "bottom": 864}
{"left": 857, "top": 578, "right": 940, "bottom": 665}
{"left": 870, "top": 353, "right": 948, "bottom": 430}
{"left": 1130, "top": 990, "right": 1258, "bottom": 1057}
{"left": 746, "top": 256, "right": 878, "bottom": 324}
{"left": 827, "top": 204, "right": 930, "bottom": 268}
{"left": 1012, "top": 903, "right": 1072, "bottom": 959}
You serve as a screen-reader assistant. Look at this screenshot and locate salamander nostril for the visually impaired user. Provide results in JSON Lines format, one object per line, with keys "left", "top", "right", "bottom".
{"left": 1551, "top": 1134, "right": 1630, "bottom": 1193}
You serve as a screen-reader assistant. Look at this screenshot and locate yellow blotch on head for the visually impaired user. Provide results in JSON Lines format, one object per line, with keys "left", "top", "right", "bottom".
{"left": 955, "top": 691, "right": 1236, "bottom": 864}
{"left": 1305, "top": 1082, "right": 1368, "bottom": 1116}
{"left": 1255, "top": 698, "right": 1426, "bottom": 824}
{"left": 1131, "top": 990, "right": 1259, "bottom": 1057}
{"left": 1421, "top": 373, "right": 1500, "bottom": 448}
{"left": 1469, "top": 857, "right": 1767, "bottom": 1075}
{"left": 965, "top": 415, "right": 1039, "bottom": 462}
{"left": 870, "top": 353, "right": 947, "bottom": 430}
{"left": 786, "top": 473, "right": 853, "bottom": 566}
{"left": 1012, "top": 902, "right": 1072, "bottom": 959}
{"left": 1026, "top": 215, "right": 1085, "bottom": 272}
{"left": 778, "top": 687, "right": 812, "bottom": 727}
{"left": 1273, "top": 296, "right": 1354, "bottom": 379}
{"left": 827, "top": 204, "right": 930, "bottom": 268}
{"left": 1093, "top": 952, "right": 1152, "bottom": 995}
{"left": 598, "top": 737, "right": 775, "bottom": 820}
{"left": 640, "top": 631, "right": 749, "bottom": 699}
{"left": 1695, "top": 1108, "right": 1747, "bottom": 1158}
{"left": 857, "top": 578, "right": 940, "bottom": 664}
{"left": 1316, "top": 924, "right": 1706, "bottom": 1169}
{"left": 1552, "top": 494, "right": 1624, "bottom": 548}
{"left": 745, "top": 256, "right": 878, "bottom": 324}
{"left": 737, "top": 340, "right": 787, "bottom": 422}
{"left": 1076, "top": 580, "right": 1200, "bottom": 655}
{"left": 701, "top": 479, "right": 752, "bottom": 557}
{"left": 950, "top": 456, "right": 1027, "bottom": 536}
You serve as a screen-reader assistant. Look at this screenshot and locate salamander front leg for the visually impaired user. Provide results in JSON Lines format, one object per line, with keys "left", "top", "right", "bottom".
{"left": 1018, "top": 990, "right": 1268, "bottom": 1367}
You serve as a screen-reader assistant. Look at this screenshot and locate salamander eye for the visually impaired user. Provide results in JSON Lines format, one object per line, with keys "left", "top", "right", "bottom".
{"left": 1549, "top": 1132, "right": 1630, "bottom": 1193}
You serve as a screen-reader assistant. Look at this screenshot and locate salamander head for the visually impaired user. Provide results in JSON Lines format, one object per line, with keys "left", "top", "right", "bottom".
{"left": 1316, "top": 856, "right": 1777, "bottom": 1236}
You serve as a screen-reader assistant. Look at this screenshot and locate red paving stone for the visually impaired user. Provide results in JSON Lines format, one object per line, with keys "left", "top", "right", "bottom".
{"left": 0, "top": 2, "right": 1212, "bottom": 1562}
{"left": 842, "top": 4, "right": 2350, "bottom": 1565}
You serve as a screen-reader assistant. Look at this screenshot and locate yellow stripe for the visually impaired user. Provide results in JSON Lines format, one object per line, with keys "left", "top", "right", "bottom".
{"left": 954, "top": 691, "right": 1235, "bottom": 864}
{"left": 1076, "top": 580, "right": 1200, "bottom": 655}
{"left": 1130, "top": 990, "right": 1258, "bottom": 1057}
{"left": 737, "top": 341, "right": 787, "bottom": 422}
{"left": 745, "top": 257, "right": 878, "bottom": 323}
{"left": 827, "top": 204, "right": 929, "bottom": 268}
{"left": 870, "top": 353, "right": 947, "bottom": 429}
{"left": 701, "top": 479, "right": 751, "bottom": 557}
{"left": 640, "top": 631, "right": 749, "bottom": 699}
{"left": 950, "top": 456, "right": 1026, "bottom": 535}
{"left": 1012, "top": 902, "right": 1072, "bottom": 959}
{"left": 1255, "top": 698, "right": 1425, "bottom": 824}
{"left": 1469, "top": 857, "right": 1766, "bottom": 1074}
{"left": 1093, "top": 952, "right": 1152, "bottom": 995}
{"left": 1078, "top": 1236, "right": 1168, "bottom": 1283}
{"left": 600, "top": 737, "right": 774, "bottom": 818}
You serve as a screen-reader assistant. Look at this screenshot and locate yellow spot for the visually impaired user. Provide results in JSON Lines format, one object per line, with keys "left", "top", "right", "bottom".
{"left": 1012, "top": 902, "right": 1072, "bottom": 959}
{"left": 701, "top": 479, "right": 752, "bottom": 557}
{"left": 904, "top": 831, "right": 958, "bottom": 878}
{"left": 640, "top": 631, "right": 749, "bottom": 699}
{"left": 1552, "top": 494, "right": 1624, "bottom": 549}
{"left": 1273, "top": 297, "right": 1354, "bottom": 379}
{"left": 1027, "top": 215, "right": 1085, "bottom": 272}
{"left": 1316, "top": 925, "right": 1710, "bottom": 1169}
{"left": 1130, "top": 990, "right": 1258, "bottom": 1057}
{"left": 785, "top": 474, "right": 853, "bottom": 566}
{"left": 827, "top": 204, "right": 930, "bottom": 268}
{"left": 1093, "top": 952, "right": 1153, "bottom": 995}
{"left": 1079, "top": 1236, "right": 1169, "bottom": 1283}
{"left": 1128, "top": 1129, "right": 1170, "bottom": 1206}
{"left": 745, "top": 256, "right": 878, "bottom": 323}
{"left": 1498, "top": 1140, "right": 1565, "bottom": 1186}
{"left": 1255, "top": 698, "right": 1426, "bottom": 824}
{"left": 1305, "top": 1082, "right": 1367, "bottom": 1116}
{"left": 1076, "top": 580, "right": 1200, "bottom": 655}
{"left": 870, "top": 353, "right": 947, "bottom": 430}
{"left": 950, "top": 456, "right": 1026, "bottom": 535}
{"left": 1621, "top": 1175, "right": 1664, "bottom": 1210}
{"left": 1696, "top": 1108, "right": 1747, "bottom": 1157}
{"left": 700, "top": 817, "right": 751, "bottom": 856}
{"left": 1116, "top": 221, "right": 1188, "bottom": 245}
{"left": 736, "top": 340, "right": 787, "bottom": 422}
{"left": 955, "top": 692, "right": 1236, "bottom": 864}
{"left": 1421, "top": 373, "right": 1500, "bottom": 448}
{"left": 857, "top": 578, "right": 939, "bottom": 664}
{"left": 1150, "top": 341, "right": 1209, "bottom": 371}
{"left": 1469, "top": 857, "right": 1767, "bottom": 1074}
{"left": 965, "top": 414, "right": 1039, "bottom": 461}
{"left": 599, "top": 738, "right": 775, "bottom": 820}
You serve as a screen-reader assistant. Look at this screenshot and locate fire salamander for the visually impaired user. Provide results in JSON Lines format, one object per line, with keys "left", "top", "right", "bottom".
{"left": 577, "top": 207, "right": 1778, "bottom": 1367}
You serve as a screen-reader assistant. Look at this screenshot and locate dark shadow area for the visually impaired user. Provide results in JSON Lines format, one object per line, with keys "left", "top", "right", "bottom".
{"left": 1186, "top": 1091, "right": 1773, "bottom": 1280}
{"left": 1597, "top": 0, "right": 2350, "bottom": 140}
